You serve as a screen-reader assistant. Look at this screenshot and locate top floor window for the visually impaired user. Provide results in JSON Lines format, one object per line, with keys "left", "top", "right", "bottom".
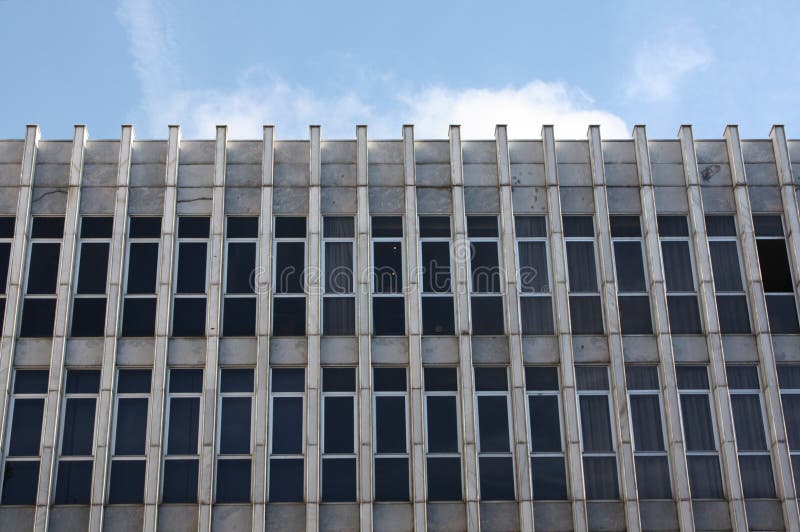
{"left": 420, "top": 216, "right": 454, "bottom": 335}
{"left": 564, "top": 216, "right": 603, "bottom": 335}
{"left": 516, "top": 216, "right": 554, "bottom": 335}
{"left": 372, "top": 216, "right": 405, "bottom": 336}
{"left": 658, "top": 216, "right": 702, "bottom": 334}
{"left": 468, "top": 216, "right": 504, "bottom": 335}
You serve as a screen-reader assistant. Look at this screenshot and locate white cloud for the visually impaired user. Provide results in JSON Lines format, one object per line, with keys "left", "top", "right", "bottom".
{"left": 625, "top": 30, "right": 713, "bottom": 102}
{"left": 117, "top": 0, "right": 628, "bottom": 139}
{"left": 399, "top": 83, "right": 628, "bottom": 139}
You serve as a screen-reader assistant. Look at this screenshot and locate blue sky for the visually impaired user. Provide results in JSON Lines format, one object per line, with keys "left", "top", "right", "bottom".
{"left": 1, "top": 1, "right": 799, "bottom": 140}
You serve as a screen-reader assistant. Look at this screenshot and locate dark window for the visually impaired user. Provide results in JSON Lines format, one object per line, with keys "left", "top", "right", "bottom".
{"left": 424, "top": 367, "right": 461, "bottom": 501}
{"left": 707, "top": 216, "right": 750, "bottom": 334}
{"left": 778, "top": 365, "right": 800, "bottom": 497}
{"left": 269, "top": 368, "right": 304, "bottom": 502}
{"left": 72, "top": 226, "right": 111, "bottom": 337}
{"left": 173, "top": 218, "right": 209, "bottom": 337}
{"left": 224, "top": 217, "right": 257, "bottom": 337}
{"left": 727, "top": 365, "right": 776, "bottom": 498}
{"left": 324, "top": 217, "right": 355, "bottom": 335}
{"left": 372, "top": 217, "right": 405, "bottom": 335}
{"left": 274, "top": 217, "right": 306, "bottom": 337}
{"left": 1, "top": 370, "right": 47, "bottom": 505}
{"left": 475, "top": 367, "right": 514, "bottom": 500}
{"left": 21, "top": 218, "right": 64, "bottom": 337}
{"left": 676, "top": 365, "right": 724, "bottom": 498}
{"left": 610, "top": 216, "right": 652, "bottom": 335}
{"left": 55, "top": 370, "right": 99, "bottom": 505}
{"left": 374, "top": 367, "right": 408, "bottom": 501}
{"left": 420, "top": 219, "right": 454, "bottom": 336}
{"left": 109, "top": 370, "right": 150, "bottom": 504}
{"left": 659, "top": 217, "right": 702, "bottom": 334}
{"left": 576, "top": 366, "right": 619, "bottom": 500}
{"left": 754, "top": 216, "right": 799, "bottom": 333}
{"left": 216, "top": 368, "right": 253, "bottom": 503}
{"left": 525, "top": 366, "right": 567, "bottom": 500}
{"left": 122, "top": 218, "right": 160, "bottom": 337}
{"left": 627, "top": 366, "right": 671, "bottom": 499}
{"left": 516, "top": 216, "right": 552, "bottom": 335}
{"left": 0, "top": 218, "right": 14, "bottom": 335}
{"left": 322, "top": 368, "right": 356, "bottom": 502}
{"left": 163, "top": 369, "right": 201, "bottom": 503}
{"left": 564, "top": 216, "right": 603, "bottom": 335}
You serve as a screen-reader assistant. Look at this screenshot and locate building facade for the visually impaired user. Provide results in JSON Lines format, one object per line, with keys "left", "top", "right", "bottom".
{"left": 0, "top": 123, "right": 798, "bottom": 531}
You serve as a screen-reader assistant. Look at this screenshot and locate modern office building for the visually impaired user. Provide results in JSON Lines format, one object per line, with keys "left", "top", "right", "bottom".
{"left": 0, "top": 123, "right": 798, "bottom": 531}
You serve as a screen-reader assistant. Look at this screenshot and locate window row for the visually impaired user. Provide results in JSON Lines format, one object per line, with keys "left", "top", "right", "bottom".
{"left": 2, "top": 362, "right": 791, "bottom": 505}
{"left": 6, "top": 213, "right": 800, "bottom": 338}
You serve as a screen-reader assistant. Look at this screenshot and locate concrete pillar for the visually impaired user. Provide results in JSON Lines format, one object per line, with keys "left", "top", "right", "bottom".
{"left": 762, "top": 125, "right": 800, "bottom": 530}
{"left": 402, "top": 125, "right": 428, "bottom": 531}
{"left": 143, "top": 125, "right": 181, "bottom": 531}
{"left": 587, "top": 126, "right": 641, "bottom": 532}
{"left": 541, "top": 125, "right": 588, "bottom": 531}
{"left": 197, "top": 125, "right": 227, "bottom": 530}
{"left": 88, "top": 125, "right": 134, "bottom": 531}
{"left": 447, "top": 126, "right": 480, "bottom": 531}
{"left": 631, "top": 125, "right": 695, "bottom": 532}
{"left": 495, "top": 125, "right": 534, "bottom": 530}
{"left": 355, "top": 125, "right": 373, "bottom": 531}
{"left": 678, "top": 125, "right": 748, "bottom": 529}
{"left": 252, "top": 126, "right": 275, "bottom": 530}
{"left": 36, "top": 125, "right": 86, "bottom": 531}
{"left": 0, "top": 125, "right": 39, "bottom": 474}
{"left": 306, "top": 125, "right": 322, "bottom": 531}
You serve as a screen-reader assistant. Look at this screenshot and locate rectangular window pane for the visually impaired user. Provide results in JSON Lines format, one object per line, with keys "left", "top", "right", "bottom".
{"left": 272, "top": 397, "right": 303, "bottom": 454}
{"left": 520, "top": 296, "right": 554, "bottom": 335}
{"left": 687, "top": 455, "right": 724, "bottom": 498}
{"left": 275, "top": 242, "right": 305, "bottom": 293}
{"left": 272, "top": 297, "right": 305, "bottom": 336}
{"left": 176, "top": 242, "right": 207, "bottom": 293}
{"left": 421, "top": 242, "right": 451, "bottom": 293}
{"left": 26, "top": 243, "right": 60, "bottom": 294}
{"left": 126, "top": 242, "right": 159, "bottom": 294}
{"left": 375, "top": 396, "right": 406, "bottom": 453}
{"left": 478, "top": 456, "right": 515, "bottom": 501}
{"left": 226, "top": 242, "right": 256, "bottom": 294}
{"left": 373, "top": 296, "right": 405, "bottom": 335}
{"left": 322, "top": 458, "right": 356, "bottom": 502}
{"left": 122, "top": 298, "right": 156, "bottom": 336}
{"left": 168, "top": 397, "right": 199, "bottom": 455}
{"left": 477, "top": 396, "right": 510, "bottom": 453}
{"left": 518, "top": 241, "right": 549, "bottom": 293}
{"left": 427, "top": 457, "right": 462, "bottom": 501}
{"left": 2, "top": 461, "right": 39, "bottom": 504}
{"left": 422, "top": 296, "right": 455, "bottom": 335}
{"left": 114, "top": 398, "right": 148, "bottom": 455}
{"left": 220, "top": 397, "right": 251, "bottom": 455}
{"left": 613, "top": 241, "right": 647, "bottom": 292}
{"left": 9, "top": 399, "right": 44, "bottom": 456}
{"left": 324, "top": 396, "right": 354, "bottom": 454}
{"left": 223, "top": 297, "right": 256, "bottom": 336}
{"left": 373, "top": 242, "right": 402, "bottom": 293}
{"left": 667, "top": 295, "right": 702, "bottom": 334}
{"left": 108, "top": 460, "right": 146, "bottom": 504}
{"left": 374, "top": 457, "right": 409, "bottom": 501}
{"left": 54, "top": 460, "right": 93, "bottom": 504}
{"left": 216, "top": 458, "right": 251, "bottom": 503}
{"left": 529, "top": 395, "right": 561, "bottom": 453}
{"left": 470, "top": 296, "right": 504, "bottom": 335}
{"left": 426, "top": 396, "right": 458, "bottom": 453}
{"left": 76, "top": 243, "right": 109, "bottom": 294}
{"left": 323, "top": 297, "right": 355, "bottom": 335}
{"left": 162, "top": 459, "right": 199, "bottom": 503}
{"left": 470, "top": 242, "right": 500, "bottom": 293}
{"left": 61, "top": 398, "right": 96, "bottom": 456}
{"left": 532, "top": 457, "right": 567, "bottom": 500}
{"left": 325, "top": 242, "right": 353, "bottom": 293}
{"left": 268, "top": 458, "right": 304, "bottom": 502}
{"left": 583, "top": 457, "right": 619, "bottom": 500}
{"left": 579, "top": 396, "right": 613, "bottom": 452}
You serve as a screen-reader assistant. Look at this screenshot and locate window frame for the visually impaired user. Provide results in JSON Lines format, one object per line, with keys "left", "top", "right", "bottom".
{"left": 418, "top": 216, "right": 455, "bottom": 335}
{"left": 658, "top": 216, "right": 702, "bottom": 334}
{"left": 215, "top": 367, "right": 255, "bottom": 503}
{"left": 515, "top": 215, "right": 554, "bottom": 335}
{"left": 171, "top": 217, "right": 211, "bottom": 336}
{"left": 322, "top": 216, "right": 355, "bottom": 336}
{"left": 320, "top": 367, "right": 358, "bottom": 501}
{"left": 222, "top": 217, "right": 258, "bottom": 337}
{"left": 70, "top": 216, "right": 113, "bottom": 337}
{"left": 370, "top": 216, "right": 405, "bottom": 336}
{"left": 121, "top": 216, "right": 161, "bottom": 337}
{"left": 423, "top": 367, "right": 462, "bottom": 501}
{"left": 524, "top": 366, "right": 566, "bottom": 500}
{"left": 563, "top": 216, "right": 604, "bottom": 334}
{"left": 372, "top": 368, "right": 410, "bottom": 500}
{"left": 161, "top": 368, "right": 203, "bottom": 503}
{"left": 706, "top": 215, "right": 751, "bottom": 334}
{"left": 20, "top": 216, "right": 64, "bottom": 337}
{"left": 753, "top": 214, "right": 800, "bottom": 332}
{"left": 267, "top": 367, "right": 306, "bottom": 501}
{"left": 474, "top": 366, "right": 516, "bottom": 500}
{"left": 609, "top": 216, "right": 652, "bottom": 335}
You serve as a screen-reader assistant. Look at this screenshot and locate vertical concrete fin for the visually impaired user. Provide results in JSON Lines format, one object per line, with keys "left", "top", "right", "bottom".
{"left": 252, "top": 126, "right": 275, "bottom": 531}
{"left": 632, "top": 125, "right": 695, "bottom": 532}
{"left": 402, "top": 124, "right": 427, "bottom": 530}
{"left": 542, "top": 124, "right": 588, "bottom": 530}
{"left": 497, "top": 124, "right": 535, "bottom": 530}
{"left": 88, "top": 125, "right": 134, "bottom": 532}
{"left": 588, "top": 125, "right": 642, "bottom": 532}
{"left": 355, "top": 125, "right": 373, "bottom": 532}
{"left": 35, "top": 125, "right": 86, "bottom": 532}
{"left": 679, "top": 124, "right": 748, "bottom": 530}
{"left": 0, "top": 125, "right": 39, "bottom": 498}
{"left": 306, "top": 125, "right": 322, "bottom": 532}
{"left": 143, "top": 125, "right": 181, "bottom": 532}
{"left": 448, "top": 124, "right": 480, "bottom": 532}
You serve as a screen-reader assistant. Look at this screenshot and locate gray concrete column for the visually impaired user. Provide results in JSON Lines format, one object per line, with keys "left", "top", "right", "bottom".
{"left": 495, "top": 125, "right": 535, "bottom": 530}
{"left": 0, "top": 125, "right": 38, "bottom": 475}
{"left": 306, "top": 125, "right": 322, "bottom": 531}
{"left": 763, "top": 125, "right": 800, "bottom": 530}
{"left": 36, "top": 125, "right": 86, "bottom": 532}
{"left": 355, "top": 125, "right": 373, "bottom": 531}
{"left": 541, "top": 125, "right": 588, "bottom": 531}
{"left": 252, "top": 126, "right": 275, "bottom": 531}
{"left": 88, "top": 125, "right": 134, "bottom": 531}
{"left": 143, "top": 125, "right": 181, "bottom": 531}
{"left": 631, "top": 125, "right": 694, "bottom": 532}
{"left": 197, "top": 125, "right": 227, "bottom": 530}
{"left": 587, "top": 126, "right": 641, "bottom": 532}
{"left": 402, "top": 125, "right": 428, "bottom": 531}
{"left": 447, "top": 126, "right": 480, "bottom": 531}
{"left": 678, "top": 125, "right": 748, "bottom": 529}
